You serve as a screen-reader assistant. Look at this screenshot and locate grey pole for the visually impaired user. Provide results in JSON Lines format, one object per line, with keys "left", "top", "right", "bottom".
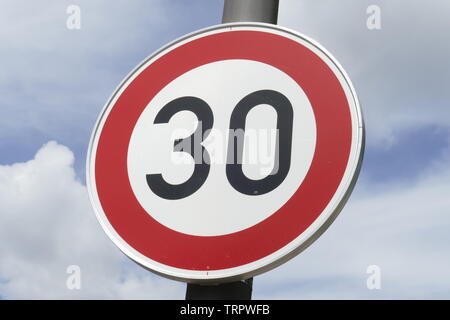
{"left": 222, "top": 0, "right": 279, "bottom": 24}
{"left": 185, "top": 0, "right": 279, "bottom": 301}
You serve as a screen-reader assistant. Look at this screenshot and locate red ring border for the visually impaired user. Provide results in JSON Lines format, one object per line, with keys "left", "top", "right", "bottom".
{"left": 94, "top": 28, "right": 352, "bottom": 271}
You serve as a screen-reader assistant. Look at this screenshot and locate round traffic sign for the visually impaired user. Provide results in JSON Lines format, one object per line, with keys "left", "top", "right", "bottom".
{"left": 87, "top": 23, "right": 364, "bottom": 283}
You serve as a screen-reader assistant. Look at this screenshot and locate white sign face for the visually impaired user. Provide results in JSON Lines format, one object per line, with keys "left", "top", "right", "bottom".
{"left": 87, "top": 23, "right": 364, "bottom": 283}
{"left": 128, "top": 59, "right": 316, "bottom": 236}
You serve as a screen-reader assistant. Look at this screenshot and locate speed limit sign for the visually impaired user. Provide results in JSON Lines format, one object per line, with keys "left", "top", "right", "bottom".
{"left": 87, "top": 23, "right": 364, "bottom": 282}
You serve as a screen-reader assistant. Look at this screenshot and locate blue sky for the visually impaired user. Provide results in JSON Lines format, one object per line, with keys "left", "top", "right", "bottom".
{"left": 1, "top": 0, "right": 450, "bottom": 299}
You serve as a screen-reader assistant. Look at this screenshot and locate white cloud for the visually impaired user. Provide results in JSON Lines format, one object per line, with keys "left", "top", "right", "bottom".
{"left": 2, "top": 140, "right": 450, "bottom": 299}
{"left": 0, "top": 1, "right": 169, "bottom": 142}
{"left": 279, "top": 0, "right": 450, "bottom": 147}
{"left": 0, "top": 141, "right": 183, "bottom": 299}
{"left": 254, "top": 139, "right": 450, "bottom": 299}
{"left": 0, "top": 0, "right": 223, "bottom": 174}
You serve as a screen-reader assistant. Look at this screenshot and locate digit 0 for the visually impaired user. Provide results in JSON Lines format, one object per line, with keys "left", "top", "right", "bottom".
{"left": 226, "top": 90, "right": 293, "bottom": 195}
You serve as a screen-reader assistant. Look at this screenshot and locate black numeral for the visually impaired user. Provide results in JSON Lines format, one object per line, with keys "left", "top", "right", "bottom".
{"left": 146, "top": 96, "right": 213, "bottom": 200}
{"left": 226, "top": 90, "right": 293, "bottom": 195}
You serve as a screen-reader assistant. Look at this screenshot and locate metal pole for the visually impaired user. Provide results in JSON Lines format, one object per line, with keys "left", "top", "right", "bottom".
{"left": 185, "top": 0, "right": 279, "bottom": 300}
{"left": 222, "top": 0, "right": 279, "bottom": 24}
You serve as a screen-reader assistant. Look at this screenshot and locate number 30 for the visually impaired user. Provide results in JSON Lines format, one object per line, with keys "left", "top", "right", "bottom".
{"left": 146, "top": 90, "right": 293, "bottom": 200}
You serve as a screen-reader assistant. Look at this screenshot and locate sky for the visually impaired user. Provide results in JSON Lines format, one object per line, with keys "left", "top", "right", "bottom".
{"left": 0, "top": 0, "right": 450, "bottom": 299}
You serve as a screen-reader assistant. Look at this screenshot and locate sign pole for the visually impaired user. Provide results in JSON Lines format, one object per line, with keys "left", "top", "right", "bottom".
{"left": 222, "top": 0, "right": 279, "bottom": 24}
{"left": 185, "top": 0, "right": 279, "bottom": 301}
